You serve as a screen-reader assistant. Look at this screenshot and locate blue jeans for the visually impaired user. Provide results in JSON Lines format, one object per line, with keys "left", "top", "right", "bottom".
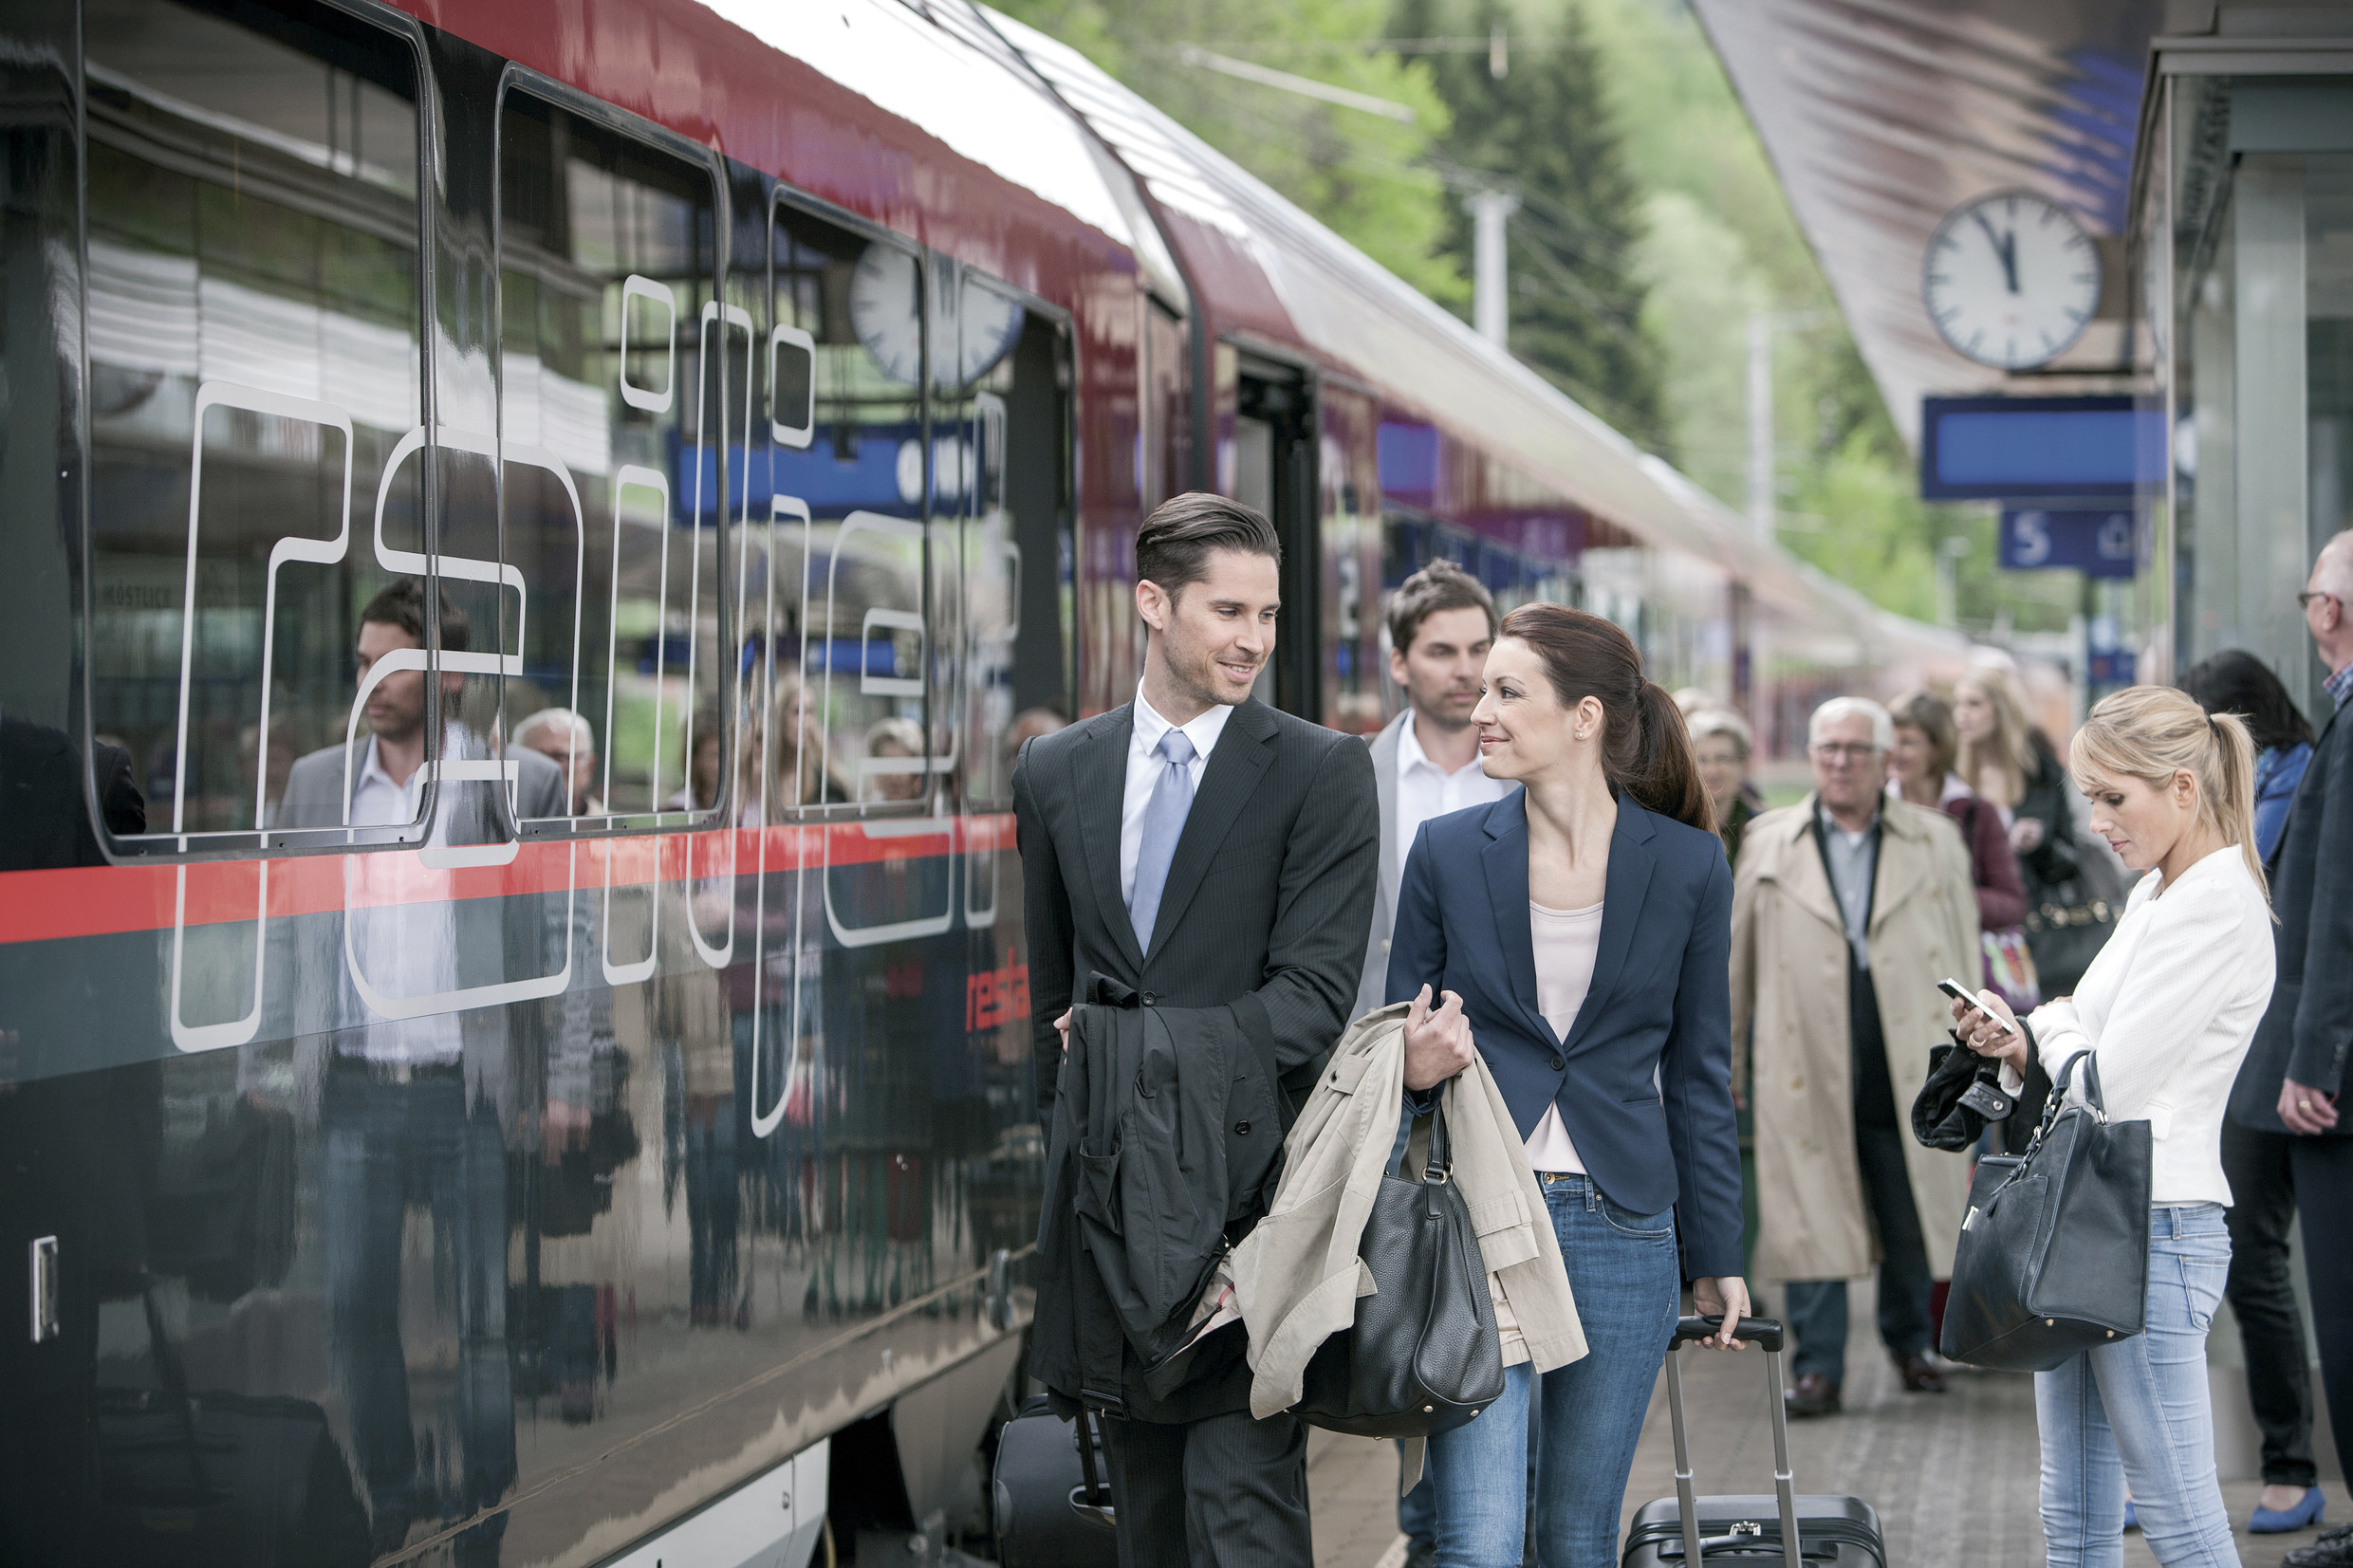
{"left": 1425, "top": 1172, "right": 1682, "bottom": 1568}
{"left": 2036, "top": 1205, "right": 2235, "bottom": 1568}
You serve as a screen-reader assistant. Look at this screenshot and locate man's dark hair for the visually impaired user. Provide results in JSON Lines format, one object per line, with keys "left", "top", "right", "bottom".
{"left": 1385, "top": 559, "right": 1497, "bottom": 655}
{"left": 360, "top": 577, "right": 469, "bottom": 654}
{"left": 1133, "top": 491, "right": 1280, "bottom": 600}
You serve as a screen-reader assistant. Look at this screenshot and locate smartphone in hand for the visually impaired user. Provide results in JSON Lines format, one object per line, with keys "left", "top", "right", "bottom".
{"left": 1937, "top": 977, "right": 2019, "bottom": 1035}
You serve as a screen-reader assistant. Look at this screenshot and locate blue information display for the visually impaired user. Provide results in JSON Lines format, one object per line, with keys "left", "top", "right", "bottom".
{"left": 1998, "top": 507, "right": 2139, "bottom": 579}
{"left": 1921, "top": 396, "right": 2163, "bottom": 500}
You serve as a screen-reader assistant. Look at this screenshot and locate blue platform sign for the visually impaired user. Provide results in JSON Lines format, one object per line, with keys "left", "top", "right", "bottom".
{"left": 1999, "top": 507, "right": 2139, "bottom": 579}
{"left": 1921, "top": 396, "right": 2163, "bottom": 500}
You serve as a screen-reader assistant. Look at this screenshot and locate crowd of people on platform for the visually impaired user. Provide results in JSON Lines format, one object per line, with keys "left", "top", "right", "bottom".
{"left": 1013, "top": 492, "right": 2353, "bottom": 1568}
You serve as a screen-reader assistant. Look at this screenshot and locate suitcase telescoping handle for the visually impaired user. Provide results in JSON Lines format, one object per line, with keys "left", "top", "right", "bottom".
{"left": 1662, "top": 1316, "right": 1801, "bottom": 1568}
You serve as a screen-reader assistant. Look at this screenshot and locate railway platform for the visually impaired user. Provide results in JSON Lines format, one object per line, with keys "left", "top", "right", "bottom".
{"left": 1305, "top": 1286, "right": 2323, "bottom": 1568}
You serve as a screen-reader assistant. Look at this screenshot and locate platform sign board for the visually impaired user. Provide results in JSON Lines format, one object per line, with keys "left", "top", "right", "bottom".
{"left": 1999, "top": 507, "right": 2138, "bottom": 579}
{"left": 1920, "top": 396, "right": 2163, "bottom": 501}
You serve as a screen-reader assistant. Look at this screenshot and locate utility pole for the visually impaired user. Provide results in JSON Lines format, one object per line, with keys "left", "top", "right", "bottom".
{"left": 1468, "top": 190, "right": 1520, "bottom": 349}
{"left": 1746, "top": 310, "right": 1773, "bottom": 542}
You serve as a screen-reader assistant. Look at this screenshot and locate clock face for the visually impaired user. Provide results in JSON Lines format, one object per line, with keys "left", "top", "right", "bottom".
{"left": 1922, "top": 192, "right": 2101, "bottom": 371}
{"left": 847, "top": 244, "right": 1028, "bottom": 389}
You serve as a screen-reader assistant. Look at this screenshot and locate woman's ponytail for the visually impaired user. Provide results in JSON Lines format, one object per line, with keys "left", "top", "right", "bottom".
{"left": 2207, "top": 709, "right": 2264, "bottom": 896}
{"left": 1494, "top": 603, "right": 1717, "bottom": 835}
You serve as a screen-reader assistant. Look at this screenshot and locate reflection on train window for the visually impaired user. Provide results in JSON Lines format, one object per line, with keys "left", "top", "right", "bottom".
{"left": 83, "top": 0, "right": 425, "bottom": 846}
{"left": 758, "top": 203, "right": 930, "bottom": 820}
{"left": 937, "top": 270, "right": 1027, "bottom": 813}
{"left": 499, "top": 90, "right": 728, "bottom": 828}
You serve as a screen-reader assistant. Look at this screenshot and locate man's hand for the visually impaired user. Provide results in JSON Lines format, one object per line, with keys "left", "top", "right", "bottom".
{"left": 1401, "top": 984, "right": 1475, "bottom": 1092}
{"left": 543, "top": 1098, "right": 590, "bottom": 1163}
{"left": 1692, "top": 1276, "right": 1752, "bottom": 1349}
{"left": 1055, "top": 1008, "right": 1072, "bottom": 1058}
{"left": 2281, "top": 1076, "right": 2340, "bottom": 1135}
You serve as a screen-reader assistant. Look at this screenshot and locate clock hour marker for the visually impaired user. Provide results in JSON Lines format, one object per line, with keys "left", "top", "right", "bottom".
{"left": 1922, "top": 190, "right": 2100, "bottom": 369}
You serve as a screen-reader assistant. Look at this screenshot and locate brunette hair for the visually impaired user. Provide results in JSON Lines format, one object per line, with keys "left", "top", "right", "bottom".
{"left": 1888, "top": 690, "right": 1960, "bottom": 783}
{"left": 1386, "top": 559, "right": 1497, "bottom": 655}
{"left": 1496, "top": 603, "right": 1713, "bottom": 831}
{"left": 360, "top": 576, "right": 468, "bottom": 653}
{"left": 2070, "top": 685, "right": 2268, "bottom": 900}
{"left": 1134, "top": 492, "right": 1280, "bottom": 600}
{"left": 2177, "top": 650, "right": 2315, "bottom": 755}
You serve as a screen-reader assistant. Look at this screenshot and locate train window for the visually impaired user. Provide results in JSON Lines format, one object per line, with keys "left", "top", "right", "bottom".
{"left": 938, "top": 269, "right": 1028, "bottom": 814}
{"left": 83, "top": 0, "right": 428, "bottom": 850}
{"left": 759, "top": 201, "right": 930, "bottom": 821}
{"left": 497, "top": 88, "right": 730, "bottom": 830}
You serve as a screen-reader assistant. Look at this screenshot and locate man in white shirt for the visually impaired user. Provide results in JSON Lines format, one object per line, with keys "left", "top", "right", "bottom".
{"left": 1354, "top": 560, "right": 1515, "bottom": 1024}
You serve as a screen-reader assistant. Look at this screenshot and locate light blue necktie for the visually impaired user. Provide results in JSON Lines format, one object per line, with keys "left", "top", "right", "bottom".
{"left": 1128, "top": 729, "right": 1197, "bottom": 953}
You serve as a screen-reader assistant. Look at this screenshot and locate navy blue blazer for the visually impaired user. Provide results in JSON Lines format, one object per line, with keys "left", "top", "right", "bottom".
{"left": 1386, "top": 791, "right": 1745, "bottom": 1278}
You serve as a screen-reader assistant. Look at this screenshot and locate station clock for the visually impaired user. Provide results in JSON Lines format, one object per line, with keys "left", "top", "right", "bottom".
{"left": 1921, "top": 191, "right": 2101, "bottom": 371}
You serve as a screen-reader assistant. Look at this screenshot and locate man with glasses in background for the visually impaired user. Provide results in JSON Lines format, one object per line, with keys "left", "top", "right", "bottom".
{"left": 1729, "top": 696, "right": 1979, "bottom": 1419}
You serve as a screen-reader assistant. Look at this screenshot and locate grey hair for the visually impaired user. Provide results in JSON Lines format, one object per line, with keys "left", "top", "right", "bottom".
{"left": 513, "top": 707, "right": 594, "bottom": 751}
{"left": 1808, "top": 695, "right": 1894, "bottom": 752}
{"left": 1687, "top": 707, "right": 1752, "bottom": 758}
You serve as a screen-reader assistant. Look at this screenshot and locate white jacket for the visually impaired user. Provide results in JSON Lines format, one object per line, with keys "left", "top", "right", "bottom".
{"left": 1233, "top": 1003, "right": 1586, "bottom": 1422}
{"left": 2001, "top": 846, "right": 2275, "bottom": 1207}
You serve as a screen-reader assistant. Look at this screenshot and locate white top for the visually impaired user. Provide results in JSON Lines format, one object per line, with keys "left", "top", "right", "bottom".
{"left": 343, "top": 729, "right": 465, "bottom": 1062}
{"left": 1121, "top": 689, "right": 1232, "bottom": 905}
{"left": 1395, "top": 709, "right": 1515, "bottom": 872}
{"left": 1524, "top": 899, "right": 1604, "bottom": 1173}
{"left": 1998, "top": 845, "right": 2275, "bottom": 1207}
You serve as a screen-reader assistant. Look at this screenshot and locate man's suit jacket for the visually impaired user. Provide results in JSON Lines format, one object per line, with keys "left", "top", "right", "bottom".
{"left": 269, "top": 735, "right": 571, "bottom": 1134}
{"left": 1384, "top": 790, "right": 1746, "bottom": 1278}
{"left": 1014, "top": 697, "right": 1379, "bottom": 1118}
{"left": 2234, "top": 695, "right": 2353, "bottom": 1136}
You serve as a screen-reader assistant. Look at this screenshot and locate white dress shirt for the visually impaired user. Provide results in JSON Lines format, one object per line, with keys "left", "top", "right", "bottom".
{"left": 1998, "top": 845, "right": 2274, "bottom": 1207}
{"left": 1121, "top": 689, "right": 1233, "bottom": 907}
{"left": 343, "top": 728, "right": 465, "bottom": 1062}
{"left": 1395, "top": 709, "right": 1515, "bottom": 871}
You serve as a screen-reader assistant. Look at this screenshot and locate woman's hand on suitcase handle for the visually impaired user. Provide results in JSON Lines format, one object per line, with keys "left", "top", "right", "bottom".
{"left": 1402, "top": 985, "right": 1476, "bottom": 1092}
{"left": 1691, "top": 1277, "right": 1751, "bottom": 1349}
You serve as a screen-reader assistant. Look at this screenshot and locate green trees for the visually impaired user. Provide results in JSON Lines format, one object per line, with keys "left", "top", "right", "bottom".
{"left": 1395, "top": 0, "right": 1669, "bottom": 452}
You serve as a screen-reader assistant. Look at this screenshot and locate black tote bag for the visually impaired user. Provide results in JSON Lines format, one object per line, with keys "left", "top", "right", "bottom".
{"left": 1941, "top": 1051, "right": 2152, "bottom": 1372}
{"left": 1292, "top": 1112, "right": 1507, "bottom": 1439}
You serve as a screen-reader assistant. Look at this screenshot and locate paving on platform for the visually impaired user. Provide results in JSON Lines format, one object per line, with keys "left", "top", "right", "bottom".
{"left": 1307, "top": 1282, "right": 2334, "bottom": 1567}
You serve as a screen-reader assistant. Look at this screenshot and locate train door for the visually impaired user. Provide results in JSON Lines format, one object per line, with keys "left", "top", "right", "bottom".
{"left": 1232, "top": 354, "right": 1319, "bottom": 719}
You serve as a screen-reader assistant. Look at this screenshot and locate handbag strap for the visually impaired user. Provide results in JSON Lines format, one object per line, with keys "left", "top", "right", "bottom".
{"left": 1397, "top": 1108, "right": 1454, "bottom": 1185}
{"left": 2052, "top": 1049, "right": 2107, "bottom": 1119}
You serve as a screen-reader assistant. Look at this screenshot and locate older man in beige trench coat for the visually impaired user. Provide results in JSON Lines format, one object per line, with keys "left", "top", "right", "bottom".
{"left": 1731, "top": 696, "right": 1978, "bottom": 1418}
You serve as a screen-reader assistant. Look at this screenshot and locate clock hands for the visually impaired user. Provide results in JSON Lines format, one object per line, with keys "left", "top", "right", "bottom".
{"left": 1972, "top": 210, "right": 2020, "bottom": 295}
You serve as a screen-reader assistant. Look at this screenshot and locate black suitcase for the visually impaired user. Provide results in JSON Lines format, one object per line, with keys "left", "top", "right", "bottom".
{"left": 1620, "top": 1317, "right": 1886, "bottom": 1566}
{"left": 991, "top": 1395, "right": 1119, "bottom": 1568}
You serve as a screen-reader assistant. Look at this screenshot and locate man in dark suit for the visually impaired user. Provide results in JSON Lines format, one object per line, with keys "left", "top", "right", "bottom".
{"left": 2236, "top": 532, "right": 2353, "bottom": 1565}
{"left": 1013, "top": 492, "right": 1378, "bottom": 1567}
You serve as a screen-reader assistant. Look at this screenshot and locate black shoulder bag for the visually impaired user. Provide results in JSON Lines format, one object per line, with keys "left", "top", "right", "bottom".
{"left": 1941, "top": 1050, "right": 2151, "bottom": 1372}
{"left": 1291, "top": 1110, "right": 1507, "bottom": 1438}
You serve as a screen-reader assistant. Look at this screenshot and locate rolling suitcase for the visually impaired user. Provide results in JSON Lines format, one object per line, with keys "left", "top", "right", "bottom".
{"left": 1620, "top": 1317, "right": 1886, "bottom": 1566}
{"left": 991, "top": 1394, "right": 1118, "bottom": 1568}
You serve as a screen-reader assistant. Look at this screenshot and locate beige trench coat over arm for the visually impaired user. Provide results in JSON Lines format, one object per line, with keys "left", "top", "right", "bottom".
{"left": 1730, "top": 794, "right": 1980, "bottom": 1285}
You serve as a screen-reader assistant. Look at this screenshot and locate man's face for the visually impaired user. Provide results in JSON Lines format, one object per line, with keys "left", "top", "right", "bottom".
{"left": 2306, "top": 552, "right": 2347, "bottom": 650}
{"left": 524, "top": 724, "right": 597, "bottom": 812}
{"left": 1390, "top": 605, "right": 1491, "bottom": 733}
{"left": 357, "top": 619, "right": 427, "bottom": 745}
{"left": 1809, "top": 711, "right": 1883, "bottom": 817}
{"left": 1139, "top": 547, "right": 1280, "bottom": 710}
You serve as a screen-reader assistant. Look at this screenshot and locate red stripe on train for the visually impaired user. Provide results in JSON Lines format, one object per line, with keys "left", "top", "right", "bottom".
{"left": 0, "top": 813, "right": 1018, "bottom": 945}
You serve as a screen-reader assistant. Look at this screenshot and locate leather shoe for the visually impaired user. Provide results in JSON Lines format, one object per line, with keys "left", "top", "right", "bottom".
{"left": 1894, "top": 1352, "right": 1947, "bottom": 1393}
{"left": 2286, "top": 1523, "right": 2353, "bottom": 1565}
{"left": 1784, "top": 1372, "right": 1842, "bottom": 1418}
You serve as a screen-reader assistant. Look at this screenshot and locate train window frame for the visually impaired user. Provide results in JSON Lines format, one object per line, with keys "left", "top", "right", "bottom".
{"left": 78, "top": 0, "right": 447, "bottom": 866}
{"left": 491, "top": 64, "right": 738, "bottom": 846}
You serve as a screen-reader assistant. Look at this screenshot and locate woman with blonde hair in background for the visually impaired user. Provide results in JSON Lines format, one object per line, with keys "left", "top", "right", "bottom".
{"left": 1952, "top": 686, "right": 2275, "bottom": 1567}
{"left": 1957, "top": 664, "right": 2105, "bottom": 994}
{"left": 765, "top": 673, "right": 848, "bottom": 818}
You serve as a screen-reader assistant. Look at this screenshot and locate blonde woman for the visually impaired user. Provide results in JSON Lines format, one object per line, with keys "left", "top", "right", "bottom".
{"left": 1951, "top": 687, "right": 2275, "bottom": 1568}
{"left": 1958, "top": 665, "right": 2103, "bottom": 992}
{"left": 766, "top": 673, "right": 848, "bottom": 818}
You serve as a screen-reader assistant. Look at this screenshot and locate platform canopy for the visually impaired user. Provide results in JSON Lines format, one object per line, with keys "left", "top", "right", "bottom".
{"left": 1691, "top": 0, "right": 2166, "bottom": 447}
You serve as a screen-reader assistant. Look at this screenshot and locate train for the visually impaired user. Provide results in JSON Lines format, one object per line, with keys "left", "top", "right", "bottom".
{"left": 0, "top": 1, "right": 1975, "bottom": 1566}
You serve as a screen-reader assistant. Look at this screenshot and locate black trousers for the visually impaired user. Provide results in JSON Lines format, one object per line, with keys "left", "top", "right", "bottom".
{"left": 1101, "top": 1407, "right": 1310, "bottom": 1568}
{"left": 2292, "top": 1135, "right": 2353, "bottom": 1481}
{"left": 2222, "top": 1120, "right": 2317, "bottom": 1488}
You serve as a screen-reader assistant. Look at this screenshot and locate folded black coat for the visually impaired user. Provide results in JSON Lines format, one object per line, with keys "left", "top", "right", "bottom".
{"left": 1030, "top": 974, "right": 1289, "bottom": 1423}
{"left": 1912, "top": 1040, "right": 2018, "bottom": 1152}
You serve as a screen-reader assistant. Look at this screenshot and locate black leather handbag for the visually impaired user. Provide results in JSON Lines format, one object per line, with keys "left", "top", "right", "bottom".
{"left": 1941, "top": 1051, "right": 2151, "bottom": 1372}
{"left": 1291, "top": 1111, "right": 1506, "bottom": 1439}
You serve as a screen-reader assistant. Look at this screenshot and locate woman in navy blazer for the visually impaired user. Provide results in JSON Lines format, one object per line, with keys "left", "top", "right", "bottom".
{"left": 1388, "top": 604, "right": 1747, "bottom": 1568}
